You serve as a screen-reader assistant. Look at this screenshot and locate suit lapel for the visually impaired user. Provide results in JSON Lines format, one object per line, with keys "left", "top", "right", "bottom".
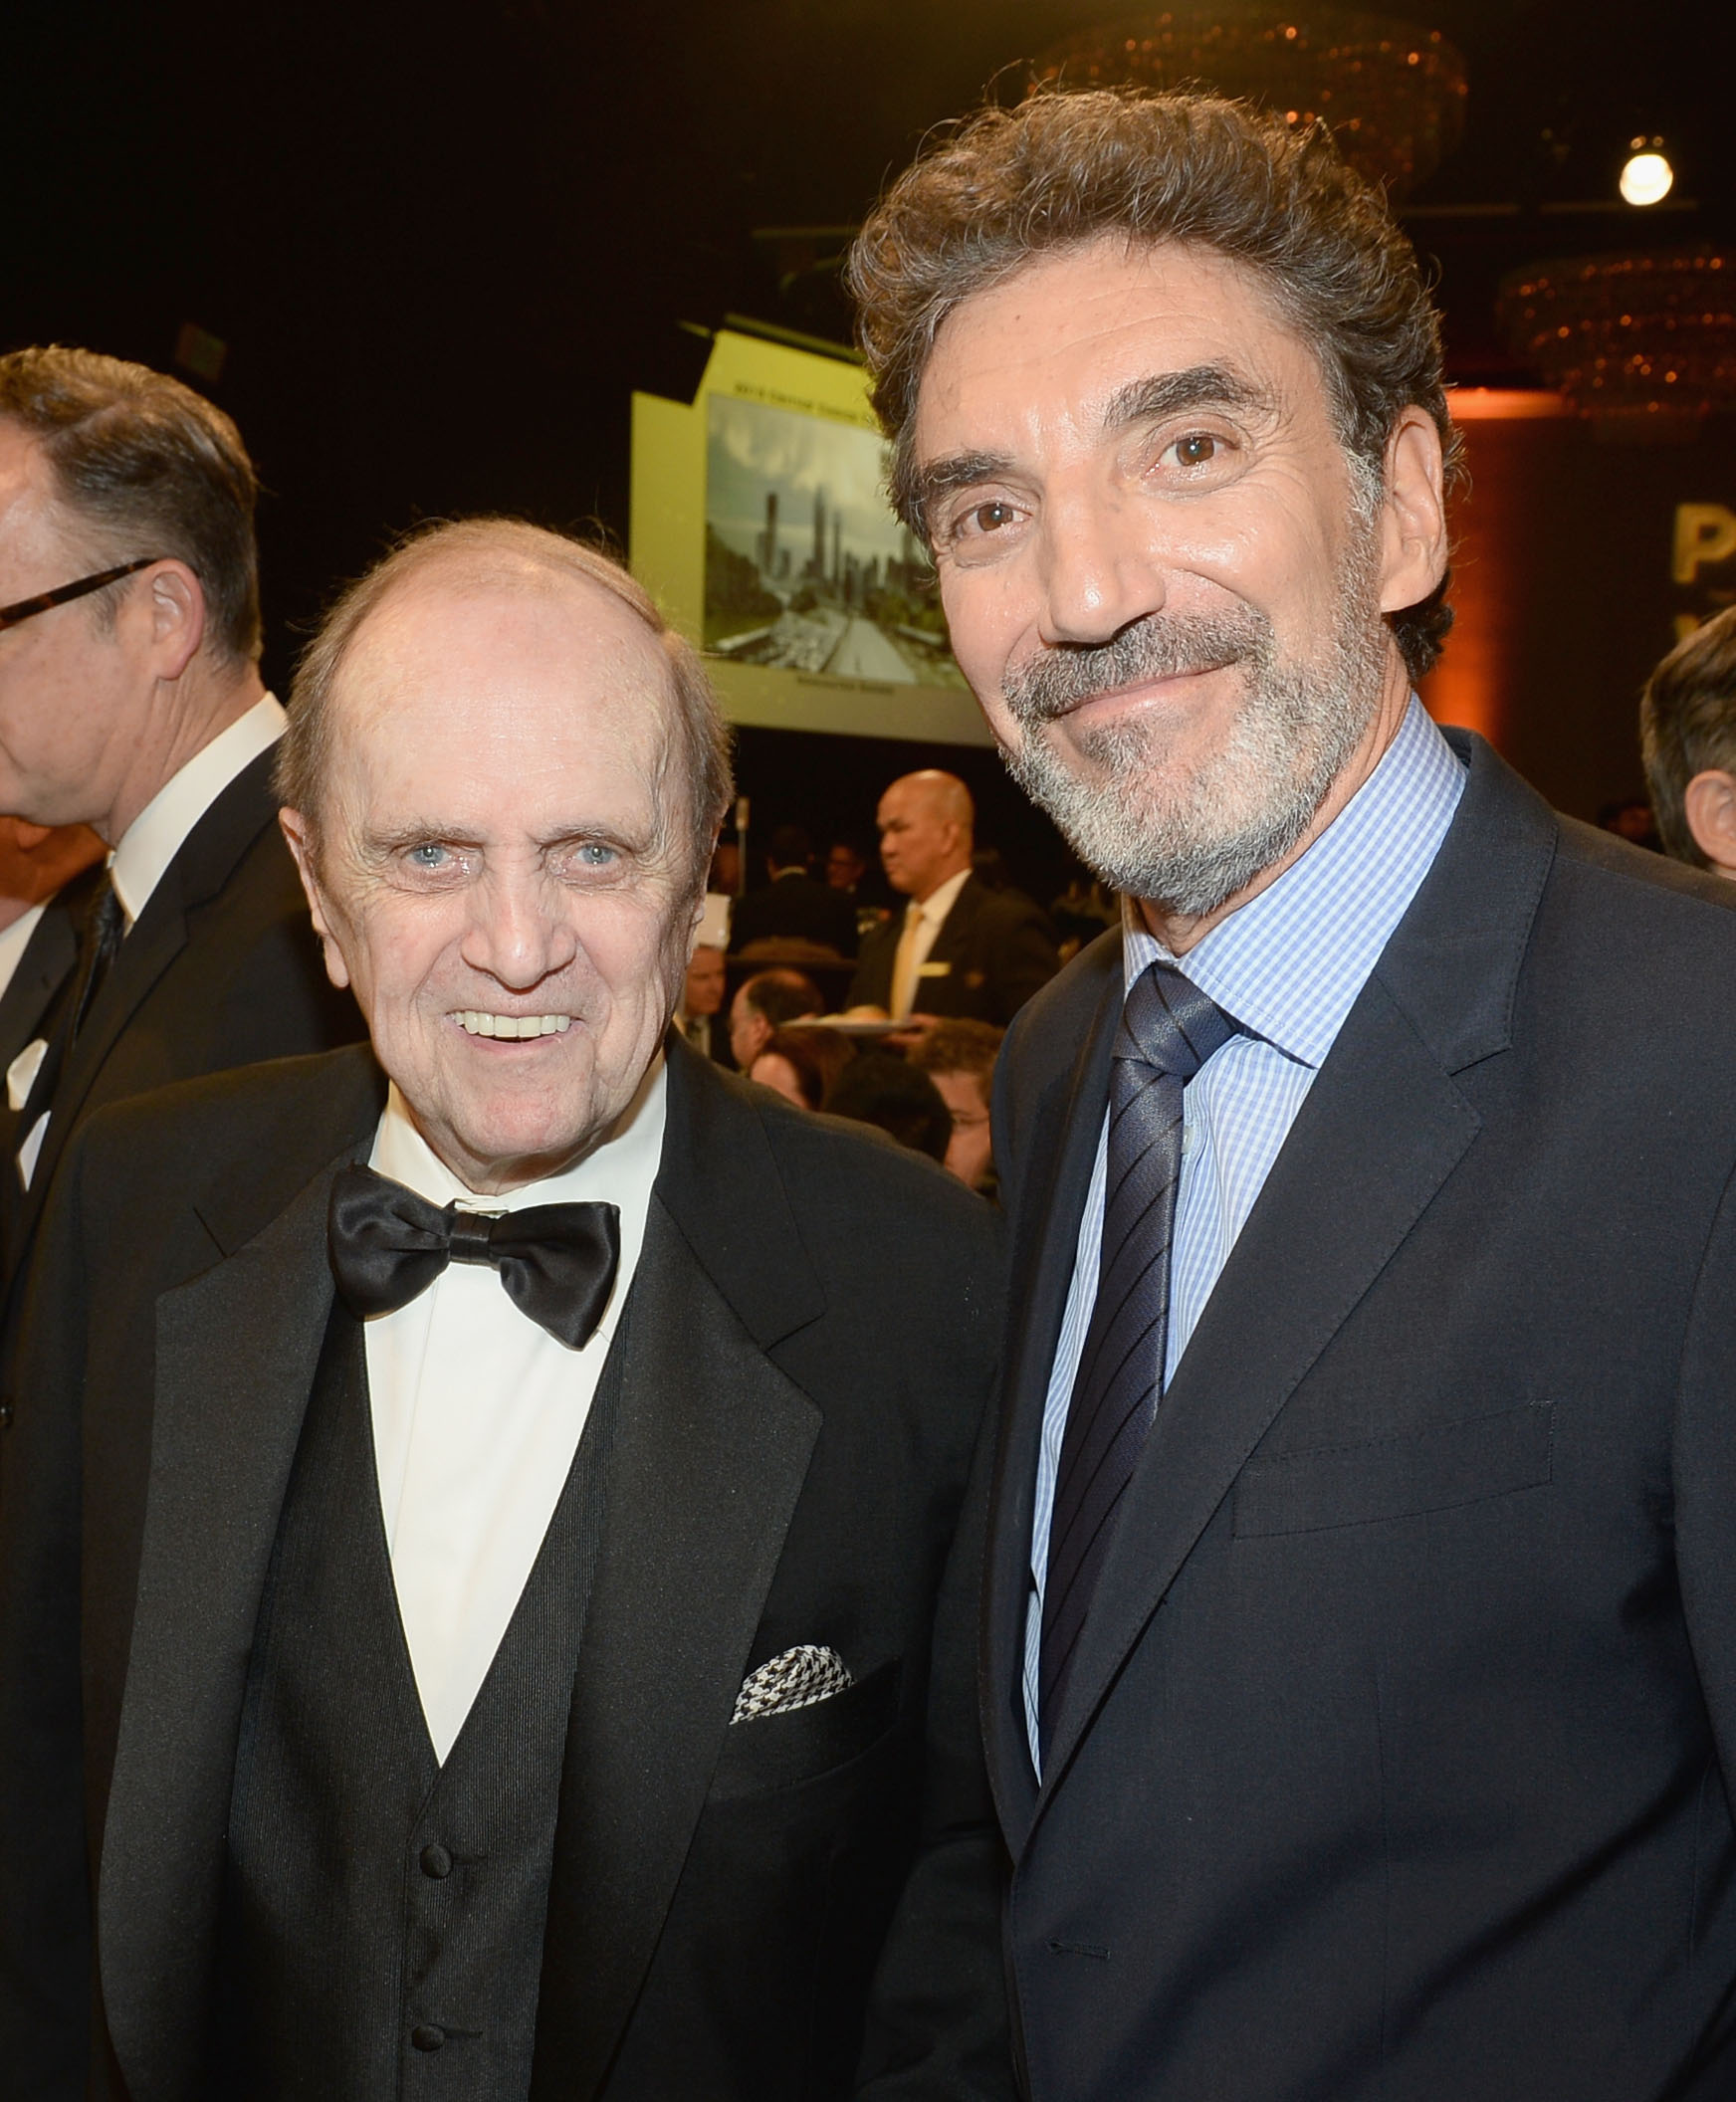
{"left": 98, "top": 1150, "right": 353, "bottom": 2102}
{"left": 532, "top": 1040, "right": 825, "bottom": 2097}
{"left": 11, "top": 754, "right": 279, "bottom": 1256}
{"left": 1025, "top": 735, "right": 1560, "bottom": 1808}
{"left": 982, "top": 946, "right": 1121, "bottom": 1848}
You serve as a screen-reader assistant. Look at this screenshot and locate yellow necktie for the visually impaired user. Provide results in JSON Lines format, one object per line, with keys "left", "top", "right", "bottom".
{"left": 889, "top": 902, "right": 926, "bottom": 1019}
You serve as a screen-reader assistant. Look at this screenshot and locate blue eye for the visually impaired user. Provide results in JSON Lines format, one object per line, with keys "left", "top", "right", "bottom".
{"left": 407, "top": 843, "right": 450, "bottom": 869}
{"left": 577, "top": 842, "right": 616, "bottom": 866}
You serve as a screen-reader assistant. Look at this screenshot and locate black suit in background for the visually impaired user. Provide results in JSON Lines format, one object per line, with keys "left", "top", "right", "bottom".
{"left": 730, "top": 870, "right": 859, "bottom": 957}
{"left": 0, "top": 1034, "right": 1010, "bottom": 2101}
{"left": 986, "top": 730, "right": 1736, "bottom": 2101}
{"left": 848, "top": 874, "right": 1059, "bottom": 1026}
{"left": 0, "top": 744, "right": 360, "bottom": 1314}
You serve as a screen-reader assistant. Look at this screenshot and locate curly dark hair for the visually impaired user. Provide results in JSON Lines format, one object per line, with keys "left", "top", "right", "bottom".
{"left": 846, "top": 88, "right": 1463, "bottom": 680}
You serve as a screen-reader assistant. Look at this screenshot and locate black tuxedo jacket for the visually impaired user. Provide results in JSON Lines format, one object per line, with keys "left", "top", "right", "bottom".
{"left": 0, "top": 1034, "right": 1010, "bottom": 2101}
{"left": 0, "top": 746, "right": 360, "bottom": 1313}
{"left": 848, "top": 877, "right": 1058, "bottom": 1027}
{"left": 731, "top": 872, "right": 859, "bottom": 958}
{"left": 986, "top": 733, "right": 1736, "bottom": 2101}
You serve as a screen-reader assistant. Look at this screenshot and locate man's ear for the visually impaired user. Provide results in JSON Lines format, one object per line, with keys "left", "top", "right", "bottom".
{"left": 1682, "top": 770, "right": 1736, "bottom": 878}
{"left": 138, "top": 560, "right": 207, "bottom": 683}
{"left": 278, "top": 807, "right": 353, "bottom": 988}
{"left": 1377, "top": 407, "right": 1449, "bottom": 617}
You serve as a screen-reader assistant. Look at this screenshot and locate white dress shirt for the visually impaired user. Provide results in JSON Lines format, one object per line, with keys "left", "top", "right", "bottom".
{"left": 1022, "top": 698, "right": 1468, "bottom": 1766}
{"left": 10, "top": 694, "right": 289, "bottom": 1187}
{"left": 365, "top": 1057, "right": 668, "bottom": 1762}
{"left": 890, "top": 865, "right": 971, "bottom": 1017}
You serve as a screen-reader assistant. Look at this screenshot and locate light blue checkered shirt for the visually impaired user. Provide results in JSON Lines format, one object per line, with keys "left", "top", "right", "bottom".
{"left": 1022, "top": 697, "right": 1467, "bottom": 1769}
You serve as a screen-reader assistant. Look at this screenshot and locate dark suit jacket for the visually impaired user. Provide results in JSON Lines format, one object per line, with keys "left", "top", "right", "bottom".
{"left": 731, "top": 872, "right": 859, "bottom": 958}
{"left": 0, "top": 1034, "right": 1010, "bottom": 2102}
{"left": 848, "top": 876, "right": 1058, "bottom": 1027}
{"left": 0, "top": 866, "right": 102, "bottom": 1083}
{"left": 0, "top": 745, "right": 359, "bottom": 1312}
{"left": 986, "top": 733, "right": 1736, "bottom": 2101}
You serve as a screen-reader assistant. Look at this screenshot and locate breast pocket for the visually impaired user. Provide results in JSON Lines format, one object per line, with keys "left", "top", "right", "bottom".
{"left": 1231, "top": 1402, "right": 1555, "bottom": 1539}
{"left": 709, "top": 1657, "right": 904, "bottom": 1799}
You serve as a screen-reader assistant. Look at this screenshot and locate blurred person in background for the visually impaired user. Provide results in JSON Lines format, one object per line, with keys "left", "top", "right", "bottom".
{"left": 909, "top": 1019, "right": 1003, "bottom": 1194}
{"left": 728, "top": 963, "right": 823, "bottom": 1071}
{"left": 730, "top": 823, "right": 858, "bottom": 957}
{"left": 1641, "top": 605, "right": 1736, "bottom": 876}
{"left": 848, "top": 770, "right": 1058, "bottom": 1026}
{"left": 749, "top": 1022, "right": 857, "bottom": 1112}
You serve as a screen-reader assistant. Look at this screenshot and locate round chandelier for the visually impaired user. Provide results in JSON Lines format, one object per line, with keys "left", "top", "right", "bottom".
{"left": 1498, "top": 250, "right": 1736, "bottom": 431}
{"left": 1029, "top": 5, "right": 1468, "bottom": 197}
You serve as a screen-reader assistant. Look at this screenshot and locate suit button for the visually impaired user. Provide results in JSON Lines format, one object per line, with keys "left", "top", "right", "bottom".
{"left": 419, "top": 1843, "right": 452, "bottom": 1879}
{"left": 0, "top": 1401, "right": 12, "bottom": 1430}
{"left": 410, "top": 2023, "right": 446, "bottom": 2052}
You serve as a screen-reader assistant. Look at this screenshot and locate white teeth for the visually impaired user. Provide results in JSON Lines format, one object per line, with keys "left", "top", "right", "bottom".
{"left": 455, "top": 1012, "right": 572, "bottom": 1039}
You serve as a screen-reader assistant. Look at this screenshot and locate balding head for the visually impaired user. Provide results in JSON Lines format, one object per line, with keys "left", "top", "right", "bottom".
{"left": 876, "top": 768, "right": 975, "bottom": 902}
{"left": 278, "top": 518, "right": 732, "bottom": 899}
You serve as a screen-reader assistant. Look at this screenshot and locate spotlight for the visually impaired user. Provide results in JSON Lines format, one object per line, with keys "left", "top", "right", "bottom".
{"left": 1620, "top": 140, "right": 1673, "bottom": 207}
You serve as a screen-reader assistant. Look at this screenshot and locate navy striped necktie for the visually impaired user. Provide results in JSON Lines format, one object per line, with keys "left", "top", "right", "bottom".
{"left": 1039, "top": 959, "right": 1239, "bottom": 1765}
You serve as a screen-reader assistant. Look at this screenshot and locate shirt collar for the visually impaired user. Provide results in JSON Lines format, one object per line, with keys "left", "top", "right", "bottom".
{"left": 1122, "top": 696, "right": 1467, "bottom": 1069}
{"left": 911, "top": 865, "right": 971, "bottom": 927}
{"left": 370, "top": 1051, "right": 669, "bottom": 1211}
{"left": 109, "top": 694, "right": 288, "bottom": 926}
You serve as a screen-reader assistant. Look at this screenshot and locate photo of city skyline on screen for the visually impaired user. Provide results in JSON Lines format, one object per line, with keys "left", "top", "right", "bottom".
{"left": 704, "top": 391, "right": 966, "bottom": 687}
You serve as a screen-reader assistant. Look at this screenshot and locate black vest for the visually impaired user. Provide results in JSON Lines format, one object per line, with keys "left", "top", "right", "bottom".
{"left": 210, "top": 1304, "right": 620, "bottom": 2100}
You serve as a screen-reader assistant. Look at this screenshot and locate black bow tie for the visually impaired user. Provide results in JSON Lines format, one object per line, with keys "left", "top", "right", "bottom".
{"left": 327, "top": 1164, "right": 621, "bottom": 1350}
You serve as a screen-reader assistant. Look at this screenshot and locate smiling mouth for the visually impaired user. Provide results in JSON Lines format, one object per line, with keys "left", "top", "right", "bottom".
{"left": 453, "top": 1011, "right": 573, "bottom": 1039}
{"left": 1048, "top": 660, "right": 1241, "bottom": 722}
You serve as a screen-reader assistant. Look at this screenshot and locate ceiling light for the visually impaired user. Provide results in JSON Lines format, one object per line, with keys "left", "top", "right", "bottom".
{"left": 1620, "top": 148, "right": 1673, "bottom": 207}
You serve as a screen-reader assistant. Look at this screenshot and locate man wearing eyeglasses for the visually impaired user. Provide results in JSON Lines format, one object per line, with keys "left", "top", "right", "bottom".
{"left": 0, "top": 345, "right": 359, "bottom": 1298}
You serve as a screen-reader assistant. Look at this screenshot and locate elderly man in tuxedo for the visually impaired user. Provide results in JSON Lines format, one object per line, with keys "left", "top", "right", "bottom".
{"left": 0, "top": 519, "right": 1010, "bottom": 2101}
{"left": 848, "top": 87, "right": 1736, "bottom": 2101}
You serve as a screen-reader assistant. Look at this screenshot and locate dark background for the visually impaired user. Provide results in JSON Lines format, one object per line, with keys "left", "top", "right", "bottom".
{"left": 6, "top": 0, "right": 1735, "bottom": 896}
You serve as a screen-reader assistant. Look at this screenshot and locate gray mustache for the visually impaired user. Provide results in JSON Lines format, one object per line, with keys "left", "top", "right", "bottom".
{"left": 1001, "top": 610, "right": 1269, "bottom": 725}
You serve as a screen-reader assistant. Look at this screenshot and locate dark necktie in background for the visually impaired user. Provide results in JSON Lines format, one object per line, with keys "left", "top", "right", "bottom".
{"left": 327, "top": 1163, "right": 620, "bottom": 1349}
{"left": 16, "top": 870, "right": 123, "bottom": 1145}
{"left": 1038, "top": 959, "right": 1239, "bottom": 1767}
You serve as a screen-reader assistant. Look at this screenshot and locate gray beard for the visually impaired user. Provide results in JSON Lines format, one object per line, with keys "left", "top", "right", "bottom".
{"left": 998, "top": 569, "right": 1389, "bottom": 920}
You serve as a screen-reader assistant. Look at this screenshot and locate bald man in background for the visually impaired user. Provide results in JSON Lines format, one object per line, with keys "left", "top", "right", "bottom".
{"left": 848, "top": 771, "right": 1059, "bottom": 1026}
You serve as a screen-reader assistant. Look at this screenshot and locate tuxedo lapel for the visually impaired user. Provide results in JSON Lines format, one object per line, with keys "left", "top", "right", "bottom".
{"left": 533, "top": 1042, "right": 824, "bottom": 2097}
{"left": 983, "top": 945, "right": 1121, "bottom": 1848}
{"left": 1031, "top": 736, "right": 1557, "bottom": 1804}
{"left": 97, "top": 1152, "right": 348, "bottom": 2102}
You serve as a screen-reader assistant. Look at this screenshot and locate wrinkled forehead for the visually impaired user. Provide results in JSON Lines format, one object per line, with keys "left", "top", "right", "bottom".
{"left": 913, "top": 234, "right": 1328, "bottom": 450}
{"left": 326, "top": 564, "right": 679, "bottom": 807}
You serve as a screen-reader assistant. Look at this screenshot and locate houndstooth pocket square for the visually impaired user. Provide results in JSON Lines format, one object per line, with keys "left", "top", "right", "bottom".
{"left": 731, "top": 1644, "right": 854, "bottom": 1724}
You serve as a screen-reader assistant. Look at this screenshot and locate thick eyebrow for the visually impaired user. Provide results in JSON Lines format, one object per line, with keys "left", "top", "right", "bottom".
{"left": 912, "top": 363, "right": 1276, "bottom": 534}
{"left": 1103, "top": 362, "right": 1275, "bottom": 432}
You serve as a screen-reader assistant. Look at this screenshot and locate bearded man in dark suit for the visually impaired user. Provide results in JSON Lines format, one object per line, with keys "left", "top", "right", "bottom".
{"left": 847, "top": 87, "right": 1736, "bottom": 2101}
{"left": 0, "top": 520, "right": 1010, "bottom": 2101}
